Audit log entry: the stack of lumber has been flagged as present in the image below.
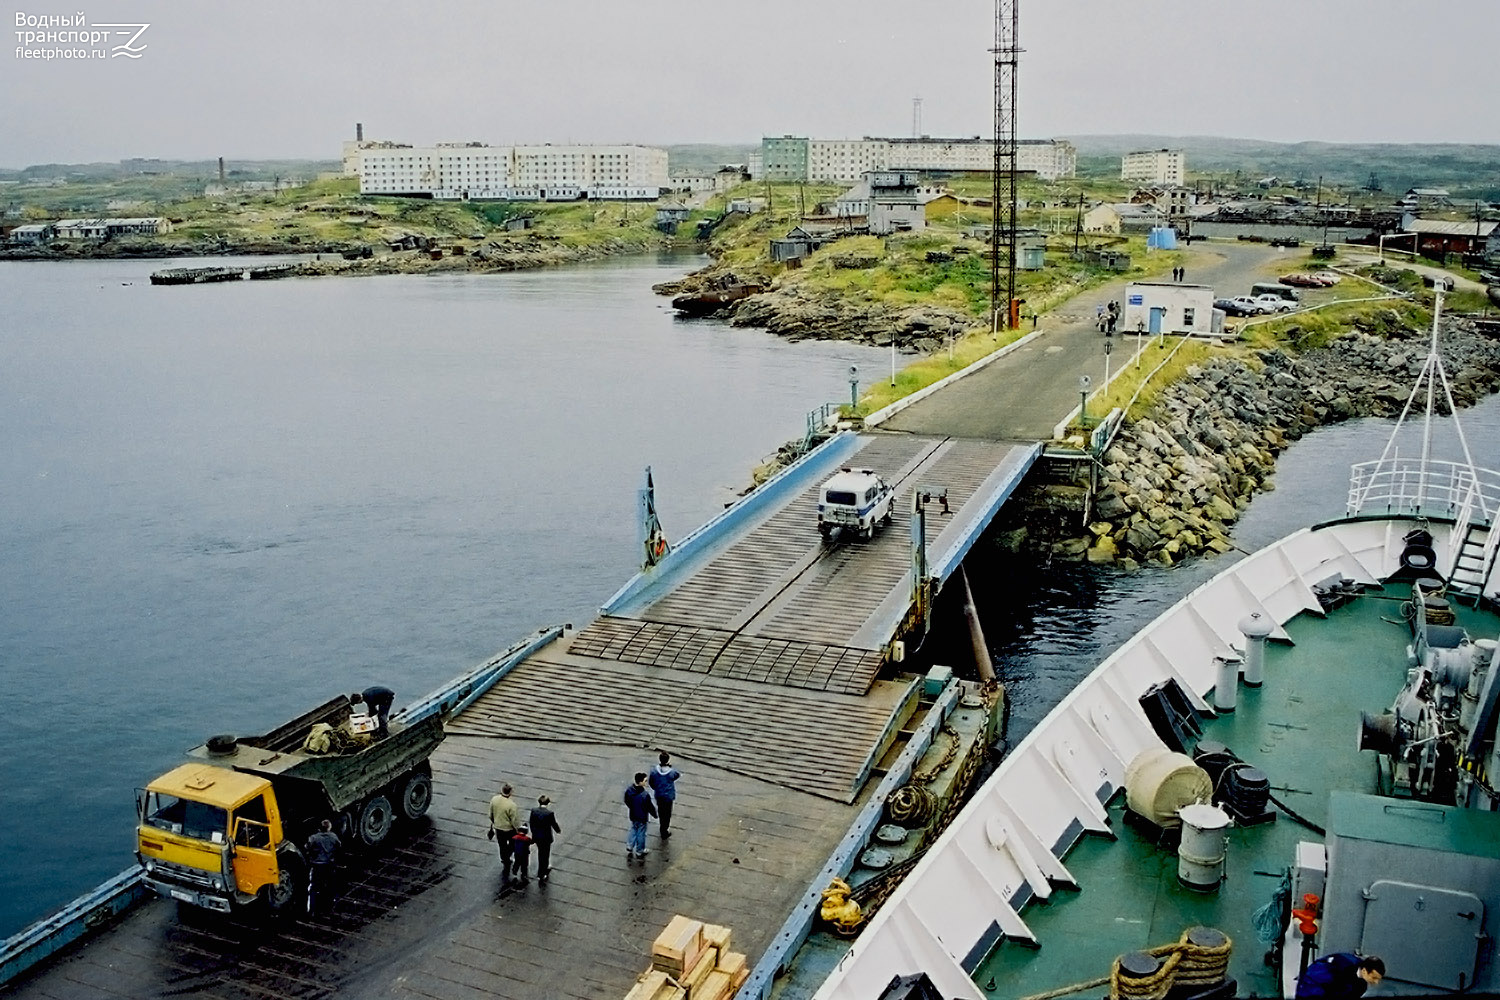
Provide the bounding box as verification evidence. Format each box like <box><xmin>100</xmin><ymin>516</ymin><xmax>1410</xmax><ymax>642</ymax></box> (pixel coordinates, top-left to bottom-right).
<box><xmin>624</xmin><ymin>916</ymin><xmax>750</xmax><ymax>1000</ymax></box>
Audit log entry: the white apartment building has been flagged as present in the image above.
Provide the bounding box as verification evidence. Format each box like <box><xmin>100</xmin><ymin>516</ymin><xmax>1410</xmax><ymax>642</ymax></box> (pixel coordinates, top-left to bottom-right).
<box><xmin>1120</xmin><ymin>149</ymin><xmax>1186</xmax><ymax>186</ymax></box>
<box><xmin>356</xmin><ymin>142</ymin><xmax>669</xmax><ymax>201</ymax></box>
<box><xmin>808</xmin><ymin>139</ymin><xmax>888</xmax><ymax>183</ymax></box>
<box><xmin>764</xmin><ymin>136</ymin><xmax>1077</xmax><ymax>183</ymax></box>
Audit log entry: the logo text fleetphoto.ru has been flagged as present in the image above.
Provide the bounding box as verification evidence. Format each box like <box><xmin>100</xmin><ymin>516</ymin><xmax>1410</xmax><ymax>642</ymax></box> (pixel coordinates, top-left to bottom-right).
<box><xmin>14</xmin><ymin>12</ymin><xmax>149</xmax><ymax>60</ymax></box>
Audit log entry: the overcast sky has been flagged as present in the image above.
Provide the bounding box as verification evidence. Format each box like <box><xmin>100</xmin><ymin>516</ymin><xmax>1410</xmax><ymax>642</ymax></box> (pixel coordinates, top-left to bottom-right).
<box><xmin>2</xmin><ymin>0</ymin><xmax>1494</xmax><ymax>167</ymax></box>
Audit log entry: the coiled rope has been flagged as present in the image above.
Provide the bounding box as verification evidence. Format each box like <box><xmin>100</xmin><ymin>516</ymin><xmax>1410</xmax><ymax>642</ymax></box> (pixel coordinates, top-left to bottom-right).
<box><xmin>1111</xmin><ymin>928</ymin><xmax>1233</xmax><ymax>1000</ymax></box>
<box><xmin>1015</xmin><ymin>928</ymin><xmax>1233</xmax><ymax>1000</ymax></box>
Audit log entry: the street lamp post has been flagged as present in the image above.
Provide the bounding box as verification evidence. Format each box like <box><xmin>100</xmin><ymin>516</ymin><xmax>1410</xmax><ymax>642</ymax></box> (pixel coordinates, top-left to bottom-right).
<box><xmin>1078</xmin><ymin>374</ymin><xmax>1092</xmax><ymax>426</ymax></box>
<box><xmin>849</xmin><ymin>366</ymin><xmax>859</xmax><ymax>409</ymax></box>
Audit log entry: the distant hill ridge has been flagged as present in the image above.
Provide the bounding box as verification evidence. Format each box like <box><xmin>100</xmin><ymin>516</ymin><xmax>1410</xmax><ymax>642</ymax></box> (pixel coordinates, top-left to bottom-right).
<box><xmin>1065</xmin><ymin>134</ymin><xmax>1500</xmax><ymax>199</ymax></box>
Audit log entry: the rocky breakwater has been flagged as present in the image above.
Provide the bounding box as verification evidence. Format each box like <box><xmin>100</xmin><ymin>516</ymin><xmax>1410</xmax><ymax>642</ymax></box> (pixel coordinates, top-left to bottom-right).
<box><xmin>656</xmin><ymin>265</ymin><xmax>978</xmax><ymax>348</ymax></box>
<box><xmin>728</xmin><ymin>285</ymin><xmax>976</xmax><ymax>349</ymax></box>
<box><xmin>1063</xmin><ymin>315</ymin><xmax>1500</xmax><ymax>570</ymax></box>
<box><xmin>297</xmin><ymin>236</ymin><xmax>660</xmax><ymax>277</ymax></box>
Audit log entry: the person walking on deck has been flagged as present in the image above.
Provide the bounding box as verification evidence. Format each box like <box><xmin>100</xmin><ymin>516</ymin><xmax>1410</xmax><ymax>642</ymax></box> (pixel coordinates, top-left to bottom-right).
<box><xmin>624</xmin><ymin>772</ymin><xmax>656</xmax><ymax>862</ymax></box>
<box><xmin>648</xmin><ymin>752</ymin><xmax>681</xmax><ymax>839</ymax></box>
<box><xmin>529</xmin><ymin>795</ymin><xmax>561</xmax><ymax>883</ymax></box>
<box><xmin>488</xmin><ymin>783</ymin><xmax>522</xmax><ymax>884</ymax></box>
<box><xmin>509</xmin><ymin>825</ymin><xmax>533</xmax><ymax>884</ymax></box>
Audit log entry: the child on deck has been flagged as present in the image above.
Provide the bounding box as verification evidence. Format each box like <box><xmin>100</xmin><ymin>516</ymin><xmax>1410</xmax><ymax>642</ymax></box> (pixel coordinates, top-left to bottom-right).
<box><xmin>510</xmin><ymin>825</ymin><xmax>533</xmax><ymax>883</ymax></box>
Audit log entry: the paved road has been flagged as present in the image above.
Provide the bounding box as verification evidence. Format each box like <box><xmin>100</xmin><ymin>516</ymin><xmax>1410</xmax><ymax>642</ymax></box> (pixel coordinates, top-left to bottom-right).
<box><xmin>1340</xmin><ymin>252</ymin><xmax>1488</xmax><ymax>295</ymax></box>
<box><xmin>880</xmin><ymin>242</ymin><xmax>1283</xmax><ymax>440</ymax></box>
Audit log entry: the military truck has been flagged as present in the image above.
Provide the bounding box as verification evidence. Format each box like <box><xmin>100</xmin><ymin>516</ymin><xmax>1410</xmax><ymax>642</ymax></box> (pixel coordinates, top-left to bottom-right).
<box><xmin>135</xmin><ymin>694</ymin><xmax>444</xmax><ymax>914</ymax></box>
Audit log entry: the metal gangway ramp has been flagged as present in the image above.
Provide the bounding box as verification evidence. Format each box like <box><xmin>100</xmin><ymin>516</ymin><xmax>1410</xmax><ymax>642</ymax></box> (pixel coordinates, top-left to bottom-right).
<box><xmin>578</xmin><ymin>432</ymin><xmax>1040</xmax><ymax>698</ymax></box>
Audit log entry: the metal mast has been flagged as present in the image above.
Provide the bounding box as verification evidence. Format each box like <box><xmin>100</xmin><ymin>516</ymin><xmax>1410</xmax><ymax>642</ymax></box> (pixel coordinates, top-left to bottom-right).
<box><xmin>990</xmin><ymin>0</ymin><xmax>1019</xmax><ymax>330</ymax></box>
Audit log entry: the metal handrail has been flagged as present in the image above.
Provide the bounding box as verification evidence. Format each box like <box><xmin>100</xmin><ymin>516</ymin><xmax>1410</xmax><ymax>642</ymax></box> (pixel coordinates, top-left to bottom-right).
<box><xmin>1347</xmin><ymin>458</ymin><xmax>1500</xmax><ymax>522</ymax></box>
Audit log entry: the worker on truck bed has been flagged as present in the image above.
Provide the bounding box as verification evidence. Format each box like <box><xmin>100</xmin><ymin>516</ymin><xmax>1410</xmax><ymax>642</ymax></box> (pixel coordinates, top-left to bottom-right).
<box><xmin>351</xmin><ymin>685</ymin><xmax>396</xmax><ymax>738</ymax></box>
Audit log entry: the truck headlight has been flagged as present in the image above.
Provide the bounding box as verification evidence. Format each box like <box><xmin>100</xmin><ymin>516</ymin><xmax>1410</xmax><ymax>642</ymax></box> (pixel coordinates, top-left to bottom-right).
<box><xmin>143</xmin><ymin>859</ymin><xmax>156</xmax><ymax>873</ymax></box>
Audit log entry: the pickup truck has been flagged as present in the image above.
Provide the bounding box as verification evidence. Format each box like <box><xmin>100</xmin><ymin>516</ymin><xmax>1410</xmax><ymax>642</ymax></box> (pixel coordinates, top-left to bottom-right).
<box><xmin>136</xmin><ymin>694</ymin><xmax>444</xmax><ymax>914</ymax></box>
<box><xmin>817</xmin><ymin>467</ymin><xmax>895</xmax><ymax>541</ymax></box>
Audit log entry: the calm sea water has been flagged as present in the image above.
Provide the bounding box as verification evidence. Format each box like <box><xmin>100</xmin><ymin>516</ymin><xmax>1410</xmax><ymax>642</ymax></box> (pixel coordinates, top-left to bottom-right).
<box><xmin>3</xmin><ymin>254</ymin><xmax>1496</xmax><ymax>939</ymax></box>
<box><xmin>0</xmin><ymin>254</ymin><xmax>888</xmax><ymax>935</ymax></box>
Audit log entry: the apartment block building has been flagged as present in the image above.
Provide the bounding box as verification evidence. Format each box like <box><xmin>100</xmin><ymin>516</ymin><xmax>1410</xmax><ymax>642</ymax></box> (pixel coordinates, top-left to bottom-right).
<box><xmin>759</xmin><ymin>136</ymin><xmax>1077</xmax><ymax>183</ymax></box>
<box><xmin>355</xmin><ymin>142</ymin><xmax>669</xmax><ymax>201</ymax></box>
<box><xmin>1120</xmin><ymin>149</ymin><xmax>1186</xmax><ymax>186</ymax></box>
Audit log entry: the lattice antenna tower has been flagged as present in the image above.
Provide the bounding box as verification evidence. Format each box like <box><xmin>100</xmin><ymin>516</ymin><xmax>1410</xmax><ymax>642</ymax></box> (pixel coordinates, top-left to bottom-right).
<box><xmin>990</xmin><ymin>0</ymin><xmax>1019</xmax><ymax>330</ymax></box>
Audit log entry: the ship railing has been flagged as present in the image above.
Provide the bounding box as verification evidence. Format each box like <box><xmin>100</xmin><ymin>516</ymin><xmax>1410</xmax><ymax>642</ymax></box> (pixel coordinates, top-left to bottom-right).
<box><xmin>1347</xmin><ymin>458</ymin><xmax>1500</xmax><ymax>524</ymax></box>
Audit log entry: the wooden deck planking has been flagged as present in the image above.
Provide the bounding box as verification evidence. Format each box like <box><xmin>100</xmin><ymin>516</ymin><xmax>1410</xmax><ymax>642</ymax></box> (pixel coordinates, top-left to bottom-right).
<box><xmin>445</xmin><ymin>648</ymin><xmax>911</xmax><ymax>802</ymax></box>
<box><xmin>568</xmin><ymin>616</ymin><xmax>882</xmax><ymax>694</ymax></box>
<box><xmin>6</xmin><ymin>738</ymin><xmax>862</xmax><ymax>1000</ymax></box>
<box><xmin>638</xmin><ymin>435</ymin><xmax>935</xmax><ymax>630</ymax></box>
<box><xmin>753</xmin><ymin>437</ymin><xmax>1020</xmax><ymax>646</ymax></box>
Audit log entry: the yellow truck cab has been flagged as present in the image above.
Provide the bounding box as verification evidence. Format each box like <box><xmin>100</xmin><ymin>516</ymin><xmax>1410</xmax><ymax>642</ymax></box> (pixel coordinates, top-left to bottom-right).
<box><xmin>136</xmin><ymin>763</ymin><xmax>293</xmax><ymax>912</ymax></box>
<box><xmin>135</xmin><ymin>695</ymin><xmax>445</xmax><ymax>915</ymax></box>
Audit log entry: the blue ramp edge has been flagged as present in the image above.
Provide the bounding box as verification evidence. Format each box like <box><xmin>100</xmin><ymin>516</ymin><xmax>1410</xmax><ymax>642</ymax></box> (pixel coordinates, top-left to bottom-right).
<box><xmin>0</xmin><ymin>867</ymin><xmax>151</xmax><ymax>987</ymax></box>
<box><xmin>0</xmin><ymin>625</ymin><xmax>565</xmax><ymax>989</ymax></box>
<box><xmin>602</xmin><ymin>431</ymin><xmax>864</xmax><ymax>617</ymax></box>
<box><xmin>398</xmin><ymin>625</ymin><xmax>566</xmax><ymax>724</ymax></box>
<box><xmin>738</xmin><ymin>680</ymin><xmax>964</xmax><ymax>1000</ymax></box>
<box><xmin>928</xmin><ymin>442</ymin><xmax>1042</xmax><ymax>586</ymax></box>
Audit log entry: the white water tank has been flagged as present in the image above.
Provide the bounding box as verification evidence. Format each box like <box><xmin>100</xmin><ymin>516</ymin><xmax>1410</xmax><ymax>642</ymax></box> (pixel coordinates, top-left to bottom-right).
<box><xmin>1125</xmin><ymin>748</ymin><xmax>1212</xmax><ymax>829</ymax></box>
<box><xmin>1178</xmin><ymin>803</ymin><xmax>1231</xmax><ymax>891</ymax></box>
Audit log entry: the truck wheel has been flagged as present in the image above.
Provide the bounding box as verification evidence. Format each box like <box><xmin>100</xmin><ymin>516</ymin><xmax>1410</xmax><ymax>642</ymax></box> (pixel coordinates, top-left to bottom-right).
<box><xmin>358</xmin><ymin>794</ymin><xmax>394</xmax><ymax>847</ymax></box>
<box><xmin>882</xmin><ymin>510</ymin><xmax>893</xmax><ymax>527</ymax></box>
<box><xmin>398</xmin><ymin>771</ymin><xmax>433</xmax><ymax>820</ymax></box>
<box><xmin>263</xmin><ymin>850</ymin><xmax>304</xmax><ymax>914</ymax></box>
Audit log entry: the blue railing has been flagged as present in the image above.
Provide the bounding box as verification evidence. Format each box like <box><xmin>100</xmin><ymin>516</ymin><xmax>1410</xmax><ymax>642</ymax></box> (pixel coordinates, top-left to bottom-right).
<box><xmin>738</xmin><ymin>680</ymin><xmax>965</xmax><ymax>1000</ymax></box>
<box><xmin>601</xmin><ymin>431</ymin><xmax>863</xmax><ymax>617</ymax></box>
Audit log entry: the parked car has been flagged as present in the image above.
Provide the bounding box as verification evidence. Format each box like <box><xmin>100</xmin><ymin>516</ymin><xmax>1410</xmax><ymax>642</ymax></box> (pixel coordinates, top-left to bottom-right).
<box><xmin>1253</xmin><ymin>294</ymin><xmax>1296</xmax><ymax>314</ymax></box>
<box><xmin>1279</xmin><ymin>273</ymin><xmax>1324</xmax><ymax>288</ymax></box>
<box><xmin>1251</xmin><ymin>282</ymin><xmax>1300</xmax><ymax>304</ymax></box>
<box><xmin>1215</xmin><ymin>297</ymin><xmax>1257</xmax><ymax>317</ymax></box>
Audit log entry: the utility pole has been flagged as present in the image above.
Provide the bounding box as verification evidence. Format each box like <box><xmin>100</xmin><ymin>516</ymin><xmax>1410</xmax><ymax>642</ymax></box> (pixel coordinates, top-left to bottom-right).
<box><xmin>990</xmin><ymin>0</ymin><xmax>1020</xmax><ymax>332</ymax></box>
<box><xmin>1073</xmin><ymin>190</ymin><xmax>1084</xmax><ymax>254</ymax></box>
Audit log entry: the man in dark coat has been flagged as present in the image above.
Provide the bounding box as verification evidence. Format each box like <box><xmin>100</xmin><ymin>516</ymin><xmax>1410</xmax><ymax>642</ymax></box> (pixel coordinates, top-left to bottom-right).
<box><xmin>623</xmin><ymin>772</ymin><xmax>657</xmax><ymax>862</ymax></box>
<box><xmin>647</xmin><ymin>752</ymin><xmax>681</xmax><ymax>839</ymax></box>
<box><xmin>529</xmin><ymin>794</ymin><xmax>562</xmax><ymax>883</ymax></box>
<box><xmin>304</xmin><ymin>818</ymin><xmax>341</xmax><ymax>915</ymax></box>
<box><xmin>1295</xmin><ymin>953</ymin><xmax>1384</xmax><ymax>998</ymax></box>
<box><xmin>361</xmin><ymin>685</ymin><xmax>395</xmax><ymax>738</ymax></box>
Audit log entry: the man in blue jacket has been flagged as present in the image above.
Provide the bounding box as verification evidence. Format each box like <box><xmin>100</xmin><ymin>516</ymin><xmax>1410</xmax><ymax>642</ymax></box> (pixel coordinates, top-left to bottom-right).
<box><xmin>623</xmin><ymin>772</ymin><xmax>657</xmax><ymax>862</ymax></box>
<box><xmin>648</xmin><ymin>751</ymin><xmax>682</xmax><ymax>839</ymax></box>
<box><xmin>1296</xmin><ymin>953</ymin><xmax>1384</xmax><ymax>998</ymax></box>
